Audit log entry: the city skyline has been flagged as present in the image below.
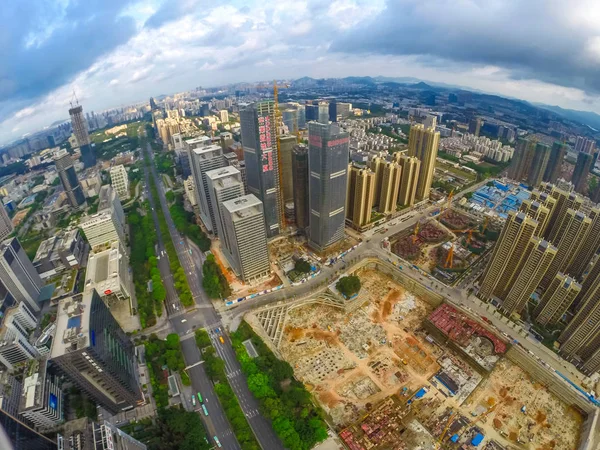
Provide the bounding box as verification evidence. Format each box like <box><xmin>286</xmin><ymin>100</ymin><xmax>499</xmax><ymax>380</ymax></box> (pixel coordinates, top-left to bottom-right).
<box><xmin>4</xmin><ymin>0</ymin><xmax>600</xmax><ymax>145</ymax></box>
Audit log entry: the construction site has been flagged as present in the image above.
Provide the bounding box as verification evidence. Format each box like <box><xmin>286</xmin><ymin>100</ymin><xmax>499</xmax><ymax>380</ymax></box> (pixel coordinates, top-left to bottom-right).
<box><xmin>246</xmin><ymin>264</ymin><xmax>586</xmax><ymax>450</ymax></box>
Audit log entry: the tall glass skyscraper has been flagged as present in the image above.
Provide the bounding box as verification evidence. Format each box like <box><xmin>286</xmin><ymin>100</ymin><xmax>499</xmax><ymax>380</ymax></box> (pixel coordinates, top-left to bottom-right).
<box><xmin>69</xmin><ymin>105</ymin><xmax>96</xmax><ymax>168</ymax></box>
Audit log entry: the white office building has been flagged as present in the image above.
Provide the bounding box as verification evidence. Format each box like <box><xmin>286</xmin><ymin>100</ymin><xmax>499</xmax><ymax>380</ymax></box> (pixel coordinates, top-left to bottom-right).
<box><xmin>19</xmin><ymin>358</ymin><xmax>64</xmax><ymax>430</ymax></box>
<box><xmin>84</xmin><ymin>241</ymin><xmax>131</xmax><ymax>302</ymax></box>
<box><xmin>109</xmin><ymin>165</ymin><xmax>130</xmax><ymax>201</ymax></box>
<box><xmin>79</xmin><ymin>185</ymin><xmax>126</xmax><ymax>251</ymax></box>
<box><xmin>205</xmin><ymin>166</ymin><xmax>245</xmax><ymax>239</ymax></box>
<box><xmin>0</xmin><ymin>238</ymin><xmax>43</xmax><ymax>313</ymax></box>
<box><xmin>0</xmin><ymin>302</ymin><xmax>39</xmax><ymax>370</ymax></box>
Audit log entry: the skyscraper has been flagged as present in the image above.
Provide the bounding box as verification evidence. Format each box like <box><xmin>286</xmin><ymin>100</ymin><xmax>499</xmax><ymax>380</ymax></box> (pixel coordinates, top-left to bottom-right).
<box><xmin>533</xmin><ymin>273</ymin><xmax>581</xmax><ymax>326</ymax></box>
<box><xmin>292</xmin><ymin>145</ymin><xmax>309</xmax><ymax>231</ymax></box>
<box><xmin>543</xmin><ymin>142</ymin><xmax>568</xmax><ymax>183</ymax></box>
<box><xmin>468</xmin><ymin>118</ymin><xmax>482</xmax><ymax>136</ymax></box>
<box><xmin>221</xmin><ymin>195</ymin><xmax>271</xmax><ymax>282</ymax></box>
<box><xmin>205</xmin><ymin>166</ymin><xmax>245</xmax><ymax>240</ymax></box>
<box><xmin>527</xmin><ymin>142</ymin><xmax>551</xmax><ymax>187</ymax></box>
<box><xmin>479</xmin><ymin>211</ymin><xmax>538</xmax><ymax>301</ymax></box>
<box><xmin>500</xmin><ymin>237</ymin><xmax>556</xmax><ymax>317</ymax></box>
<box><xmin>50</xmin><ymin>290</ymin><xmax>143</xmax><ymax>414</ymax></box>
<box><xmin>307</xmin><ymin>122</ymin><xmax>349</xmax><ymax>252</ymax></box>
<box><xmin>279</xmin><ymin>135</ymin><xmax>296</xmax><ymax>204</ymax></box>
<box><xmin>566</xmin><ymin>206</ymin><xmax>600</xmax><ymax>279</ymax></box>
<box><xmin>378</xmin><ymin>162</ymin><xmax>402</xmax><ymax>214</ymax></box>
<box><xmin>395</xmin><ymin>154</ymin><xmax>420</xmax><ymax>207</ymax></box>
<box><xmin>370</xmin><ymin>156</ymin><xmax>385</xmax><ymax>207</ymax></box>
<box><xmin>188</xmin><ymin>144</ymin><xmax>226</xmax><ymax>233</ymax></box>
<box><xmin>508</xmin><ymin>138</ymin><xmax>536</xmax><ymax>182</ymax></box>
<box><xmin>574</xmin><ymin>136</ymin><xmax>596</xmax><ymax>154</ymax></box>
<box><xmin>61</xmin><ymin>418</ymin><xmax>147</xmax><ymax>450</ymax></box>
<box><xmin>519</xmin><ymin>199</ymin><xmax>551</xmax><ymax>237</ymax></box>
<box><xmin>109</xmin><ymin>165</ymin><xmax>129</xmax><ymax>201</ymax></box>
<box><xmin>346</xmin><ymin>165</ymin><xmax>375</xmax><ymax>229</ymax></box>
<box><xmin>0</xmin><ymin>302</ymin><xmax>39</xmax><ymax>369</ymax></box>
<box><xmin>318</xmin><ymin>102</ymin><xmax>329</xmax><ymax>124</ymax></box>
<box><xmin>19</xmin><ymin>357</ymin><xmax>64</xmax><ymax>430</ymax></box>
<box><xmin>0</xmin><ymin>206</ymin><xmax>13</xmax><ymax>242</ymax></box>
<box><xmin>538</xmin><ymin>210</ymin><xmax>590</xmax><ymax>290</ymax></box>
<box><xmin>572</xmin><ymin>151</ymin><xmax>593</xmax><ymax>194</ymax></box>
<box><xmin>0</xmin><ymin>238</ymin><xmax>43</xmax><ymax>313</ymax></box>
<box><xmin>55</xmin><ymin>150</ymin><xmax>85</xmax><ymax>208</ymax></box>
<box><xmin>0</xmin><ymin>408</ymin><xmax>58</xmax><ymax>450</ymax></box>
<box><xmin>69</xmin><ymin>105</ymin><xmax>96</xmax><ymax>168</ymax></box>
<box><xmin>79</xmin><ymin>185</ymin><xmax>126</xmax><ymax>251</ymax></box>
<box><xmin>305</xmin><ymin>104</ymin><xmax>318</xmax><ymax>122</ymax></box>
<box><xmin>408</xmin><ymin>123</ymin><xmax>439</xmax><ymax>201</ymax></box>
<box><xmin>240</xmin><ymin>101</ymin><xmax>282</xmax><ymax>238</ymax></box>
<box><xmin>544</xmin><ymin>188</ymin><xmax>583</xmax><ymax>245</ymax></box>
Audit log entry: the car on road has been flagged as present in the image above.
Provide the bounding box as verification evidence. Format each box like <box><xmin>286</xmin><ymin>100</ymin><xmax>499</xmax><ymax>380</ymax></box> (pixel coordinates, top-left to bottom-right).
<box><xmin>214</xmin><ymin>436</ymin><xmax>222</xmax><ymax>448</ymax></box>
<box><xmin>202</xmin><ymin>404</ymin><xmax>208</xmax><ymax>416</ymax></box>
<box><xmin>219</xmin><ymin>336</ymin><xmax>224</xmax><ymax>344</ymax></box>
<box><xmin>191</xmin><ymin>395</ymin><xmax>196</xmax><ymax>407</ymax></box>
<box><xmin>181</xmin><ymin>319</ymin><xmax>187</xmax><ymax>323</ymax></box>
<box><xmin>197</xmin><ymin>392</ymin><xmax>203</xmax><ymax>403</ymax></box>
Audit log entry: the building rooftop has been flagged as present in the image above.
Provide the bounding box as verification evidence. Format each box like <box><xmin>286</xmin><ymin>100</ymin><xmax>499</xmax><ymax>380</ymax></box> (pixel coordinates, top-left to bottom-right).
<box><xmin>191</xmin><ymin>144</ymin><xmax>222</xmax><ymax>158</ymax></box>
<box><xmin>50</xmin><ymin>292</ymin><xmax>91</xmax><ymax>358</ymax></box>
<box><xmin>185</xmin><ymin>136</ymin><xmax>211</xmax><ymax>146</ymax></box>
<box><xmin>84</xmin><ymin>242</ymin><xmax>124</xmax><ymax>296</ymax></box>
<box><xmin>97</xmin><ymin>185</ymin><xmax>114</xmax><ymax>211</ymax></box>
<box><xmin>19</xmin><ymin>358</ymin><xmax>49</xmax><ymax>413</ymax></box>
<box><xmin>222</xmin><ymin>194</ymin><xmax>262</xmax><ymax>220</ymax></box>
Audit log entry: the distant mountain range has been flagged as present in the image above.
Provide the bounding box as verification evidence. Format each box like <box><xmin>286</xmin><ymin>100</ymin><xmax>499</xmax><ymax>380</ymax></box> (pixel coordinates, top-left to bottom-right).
<box><xmin>293</xmin><ymin>76</ymin><xmax>600</xmax><ymax>132</ymax></box>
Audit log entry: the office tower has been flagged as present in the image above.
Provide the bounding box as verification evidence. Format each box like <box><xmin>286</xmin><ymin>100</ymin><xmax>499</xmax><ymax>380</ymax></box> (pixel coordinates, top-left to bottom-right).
<box><xmin>55</xmin><ymin>151</ymin><xmax>85</xmax><ymax>208</ymax></box>
<box><xmin>61</xmin><ymin>418</ymin><xmax>147</xmax><ymax>450</ymax></box>
<box><xmin>297</xmin><ymin>104</ymin><xmax>306</xmax><ymax>128</ymax></box>
<box><xmin>328</xmin><ymin>102</ymin><xmax>337</xmax><ymax>122</ymax></box>
<box><xmin>567</xmin><ymin>207</ymin><xmax>600</xmax><ymax>279</ymax></box>
<box><xmin>292</xmin><ymin>145</ymin><xmax>309</xmax><ymax>231</ymax></box>
<box><xmin>0</xmin><ymin>206</ymin><xmax>13</xmax><ymax>242</ymax></box>
<box><xmin>544</xmin><ymin>188</ymin><xmax>582</xmax><ymax>245</ymax></box>
<box><xmin>305</xmin><ymin>104</ymin><xmax>318</xmax><ymax>122</ymax></box>
<box><xmin>188</xmin><ymin>144</ymin><xmax>226</xmax><ymax>233</ymax></box>
<box><xmin>543</xmin><ymin>142</ymin><xmax>567</xmax><ymax>183</ymax></box>
<box><xmin>307</xmin><ymin>122</ymin><xmax>350</xmax><ymax>252</ymax></box>
<box><xmin>176</xmin><ymin>149</ymin><xmax>192</xmax><ymax>178</ymax></box>
<box><xmin>407</xmin><ymin>123</ymin><xmax>440</xmax><ymax>201</ymax></box>
<box><xmin>149</xmin><ymin>97</ymin><xmax>158</xmax><ymax>110</ymax></box>
<box><xmin>84</xmin><ymin>241</ymin><xmax>131</xmax><ymax>301</ymax></box>
<box><xmin>19</xmin><ymin>358</ymin><xmax>64</xmax><ymax>429</ymax></box>
<box><xmin>282</xmin><ymin>109</ymin><xmax>298</xmax><ymax>135</ymax></box>
<box><xmin>337</xmin><ymin>103</ymin><xmax>352</xmax><ymax>120</ymax></box>
<box><xmin>539</xmin><ymin>210</ymin><xmax>590</xmax><ymax>290</ymax></box>
<box><xmin>109</xmin><ymin>165</ymin><xmax>129</xmax><ymax>201</ymax></box>
<box><xmin>468</xmin><ymin>118</ymin><xmax>482</xmax><ymax>136</ymax></box>
<box><xmin>33</xmin><ymin>229</ymin><xmax>87</xmax><ymax>280</ymax></box>
<box><xmin>240</xmin><ymin>101</ymin><xmax>282</xmax><ymax>237</ymax></box>
<box><xmin>221</xmin><ymin>195</ymin><xmax>270</xmax><ymax>282</ymax></box>
<box><xmin>219</xmin><ymin>110</ymin><xmax>229</xmax><ymax>123</ymax></box>
<box><xmin>500</xmin><ymin>237</ymin><xmax>556</xmax><ymax>316</ymax></box>
<box><xmin>519</xmin><ymin>199</ymin><xmax>551</xmax><ymax>237</ymax></box>
<box><xmin>79</xmin><ymin>186</ymin><xmax>126</xmax><ymax>251</ymax></box>
<box><xmin>0</xmin><ymin>408</ymin><xmax>58</xmax><ymax>450</ymax></box>
<box><xmin>479</xmin><ymin>211</ymin><xmax>538</xmax><ymax>301</ymax></box>
<box><xmin>0</xmin><ymin>238</ymin><xmax>43</xmax><ymax>313</ymax></box>
<box><xmin>0</xmin><ymin>302</ymin><xmax>39</xmax><ymax>369</ymax></box>
<box><xmin>527</xmin><ymin>143</ymin><xmax>551</xmax><ymax>187</ymax></box>
<box><xmin>279</xmin><ymin>135</ymin><xmax>296</xmax><ymax>203</ymax></box>
<box><xmin>50</xmin><ymin>291</ymin><xmax>143</xmax><ymax>414</ymax></box>
<box><xmin>534</xmin><ymin>273</ymin><xmax>581</xmax><ymax>326</ymax></box>
<box><xmin>69</xmin><ymin>105</ymin><xmax>95</xmax><ymax>168</ymax></box>
<box><xmin>395</xmin><ymin>154</ymin><xmax>420</xmax><ymax>206</ymax></box>
<box><xmin>318</xmin><ymin>102</ymin><xmax>329</xmax><ymax>124</ymax></box>
<box><xmin>572</xmin><ymin>152</ymin><xmax>593</xmax><ymax>194</ymax></box>
<box><xmin>346</xmin><ymin>165</ymin><xmax>375</xmax><ymax>229</ymax></box>
<box><xmin>370</xmin><ymin>156</ymin><xmax>385</xmax><ymax>207</ymax></box>
<box><xmin>508</xmin><ymin>138</ymin><xmax>536</xmax><ymax>182</ymax></box>
<box><xmin>205</xmin><ymin>166</ymin><xmax>245</xmax><ymax>239</ymax></box>
<box><xmin>423</xmin><ymin>115</ymin><xmax>437</xmax><ymax>129</ymax></box>
<box><xmin>378</xmin><ymin>162</ymin><xmax>402</xmax><ymax>214</ymax></box>
<box><xmin>574</xmin><ymin>136</ymin><xmax>596</xmax><ymax>154</ymax></box>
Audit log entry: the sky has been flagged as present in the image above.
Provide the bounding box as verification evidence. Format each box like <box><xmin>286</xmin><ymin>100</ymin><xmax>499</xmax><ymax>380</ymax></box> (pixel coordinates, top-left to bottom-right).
<box><xmin>3</xmin><ymin>0</ymin><xmax>600</xmax><ymax>145</ymax></box>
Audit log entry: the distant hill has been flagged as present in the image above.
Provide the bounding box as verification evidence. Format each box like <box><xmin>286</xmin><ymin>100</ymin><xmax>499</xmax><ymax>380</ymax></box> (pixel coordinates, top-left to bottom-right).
<box><xmin>537</xmin><ymin>104</ymin><xmax>600</xmax><ymax>131</ymax></box>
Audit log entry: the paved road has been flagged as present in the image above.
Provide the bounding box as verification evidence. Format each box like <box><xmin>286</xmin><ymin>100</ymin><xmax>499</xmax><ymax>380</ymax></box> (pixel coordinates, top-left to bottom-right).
<box><xmin>143</xmin><ymin>143</ymin><xmax>285</xmax><ymax>450</ymax></box>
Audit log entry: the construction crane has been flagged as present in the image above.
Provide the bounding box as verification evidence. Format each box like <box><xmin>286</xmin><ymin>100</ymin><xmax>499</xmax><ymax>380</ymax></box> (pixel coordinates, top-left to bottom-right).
<box><xmin>444</xmin><ymin>244</ymin><xmax>454</xmax><ymax>269</ymax></box>
<box><xmin>438</xmin><ymin>189</ymin><xmax>455</xmax><ymax>222</ymax></box>
<box><xmin>455</xmin><ymin>404</ymin><xmax>498</xmax><ymax>440</ymax></box>
<box><xmin>436</xmin><ymin>411</ymin><xmax>457</xmax><ymax>448</ymax></box>
<box><xmin>69</xmin><ymin>89</ymin><xmax>80</xmax><ymax>109</ymax></box>
<box><xmin>482</xmin><ymin>216</ymin><xmax>489</xmax><ymax>234</ymax></box>
<box><xmin>413</xmin><ymin>221</ymin><xmax>420</xmax><ymax>244</ymax></box>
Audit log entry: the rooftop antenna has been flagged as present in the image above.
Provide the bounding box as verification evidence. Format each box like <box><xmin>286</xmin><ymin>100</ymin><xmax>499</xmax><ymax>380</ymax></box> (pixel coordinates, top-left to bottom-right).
<box><xmin>70</xmin><ymin>90</ymin><xmax>79</xmax><ymax>109</ymax></box>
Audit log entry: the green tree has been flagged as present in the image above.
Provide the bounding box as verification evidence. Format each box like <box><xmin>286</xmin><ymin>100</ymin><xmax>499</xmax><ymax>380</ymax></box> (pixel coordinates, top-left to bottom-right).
<box><xmin>336</xmin><ymin>275</ymin><xmax>361</xmax><ymax>298</ymax></box>
<box><xmin>294</xmin><ymin>259</ymin><xmax>311</xmax><ymax>274</ymax></box>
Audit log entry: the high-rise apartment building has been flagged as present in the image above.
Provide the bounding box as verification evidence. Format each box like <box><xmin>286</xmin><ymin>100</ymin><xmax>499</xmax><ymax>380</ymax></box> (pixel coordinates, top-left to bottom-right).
<box><xmin>279</xmin><ymin>135</ymin><xmax>296</xmax><ymax>203</ymax></box>
<box><xmin>307</xmin><ymin>122</ymin><xmax>349</xmax><ymax>252</ymax></box>
<box><xmin>378</xmin><ymin>162</ymin><xmax>402</xmax><ymax>214</ymax></box>
<box><xmin>205</xmin><ymin>166</ymin><xmax>245</xmax><ymax>240</ymax></box>
<box><xmin>0</xmin><ymin>205</ymin><xmax>13</xmax><ymax>242</ymax></box>
<box><xmin>527</xmin><ymin>143</ymin><xmax>551</xmax><ymax>187</ymax></box>
<box><xmin>55</xmin><ymin>150</ymin><xmax>85</xmax><ymax>208</ymax></box>
<box><xmin>479</xmin><ymin>211</ymin><xmax>538</xmax><ymax>301</ymax></box>
<box><xmin>109</xmin><ymin>165</ymin><xmax>129</xmax><ymax>201</ymax></box>
<box><xmin>500</xmin><ymin>237</ymin><xmax>556</xmax><ymax>316</ymax></box>
<box><xmin>370</xmin><ymin>156</ymin><xmax>385</xmax><ymax>207</ymax></box>
<box><xmin>574</xmin><ymin>136</ymin><xmax>596</xmax><ymax>154</ymax></box>
<box><xmin>519</xmin><ymin>199</ymin><xmax>551</xmax><ymax>237</ymax></box>
<box><xmin>572</xmin><ymin>151</ymin><xmax>593</xmax><ymax>194</ymax></box>
<box><xmin>468</xmin><ymin>118</ymin><xmax>482</xmax><ymax>136</ymax></box>
<box><xmin>395</xmin><ymin>154</ymin><xmax>420</xmax><ymax>206</ymax></box>
<box><xmin>318</xmin><ymin>102</ymin><xmax>329</xmax><ymax>124</ymax></box>
<box><xmin>346</xmin><ymin>165</ymin><xmax>375</xmax><ymax>229</ymax></box>
<box><xmin>240</xmin><ymin>101</ymin><xmax>282</xmax><ymax>237</ymax></box>
<box><xmin>19</xmin><ymin>357</ymin><xmax>64</xmax><ymax>430</ymax></box>
<box><xmin>566</xmin><ymin>206</ymin><xmax>600</xmax><ymax>279</ymax></box>
<box><xmin>533</xmin><ymin>273</ymin><xmax>581</xmax><ymax>326</ymax></box>
<box><xmin>0</xmin><ymin>238</ymin><xmax>43</xmax><ymax>313</ymax></box>
<box><xmin>292</xmin><ymin>145</ymin><xmax>309</xmax><ymax>231</ymax></box>
<box><xmin>508</xmin><ymin>138</ymin><xmax>536</xmax><ymax>183</ymax></box>
<box><xmin>539</xmin><ymin>209</ymin><xmax>590</xmax><ymax>290</ymax></box>
<box><xmin>408</xmin><ymin>123</ymin><xmax>439</xmax><ymax>201</ymax></box>
<box><xmin>543</xmin><ymin>142</ymin><xmax>568</xmax><ymax>183</ymax></box>
<box><xmin>79</xmin><ymin>186</ymin><xmax>126</xmax><ymax>251</ymax></box>
<box><xmin>69</xmin><ymin>105</ymin><xmax>95</xmax><ymax>168</ymax></box>
<box><xmin>188</xmin><ymin>144</ymin><xmax>226</xmax><ymax>233</ymax></box>
<box><xmin>221</xmin><ymin>195</ymin><xmax>270</xmax><ymax>282</ymax></box>
<box><xmin>543</xmin><ymin>187</ymin><xmax>583</xmax><ymax>244</ymax></box>
<box><xmin>0</xmin><ymin>302</ymin><xmax>39</xmax><ymax>370</ymax></box>
<box><xmin>50</xmin><ymin>290</ymin><xmax>143</xmax><ymax>414</ymax></box>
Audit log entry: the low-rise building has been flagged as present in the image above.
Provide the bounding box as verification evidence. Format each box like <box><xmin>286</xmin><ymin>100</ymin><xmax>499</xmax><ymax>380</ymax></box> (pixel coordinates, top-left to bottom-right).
<box><xmin>33</xmin><ymin>230</ymin><xmax>88</xmax><ymax>279</ymax></box>
<box><xmin>19</xmin><ymin>358</ymin><xmax>64</xmax><ymax>430</ymax></box>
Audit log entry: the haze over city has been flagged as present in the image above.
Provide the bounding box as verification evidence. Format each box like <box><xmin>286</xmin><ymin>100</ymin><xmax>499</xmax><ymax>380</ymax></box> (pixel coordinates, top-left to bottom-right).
<box><xmin>4</xmin><ymin>0</ymin><xmax>600</xmax><ymax>144</ymax></box>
